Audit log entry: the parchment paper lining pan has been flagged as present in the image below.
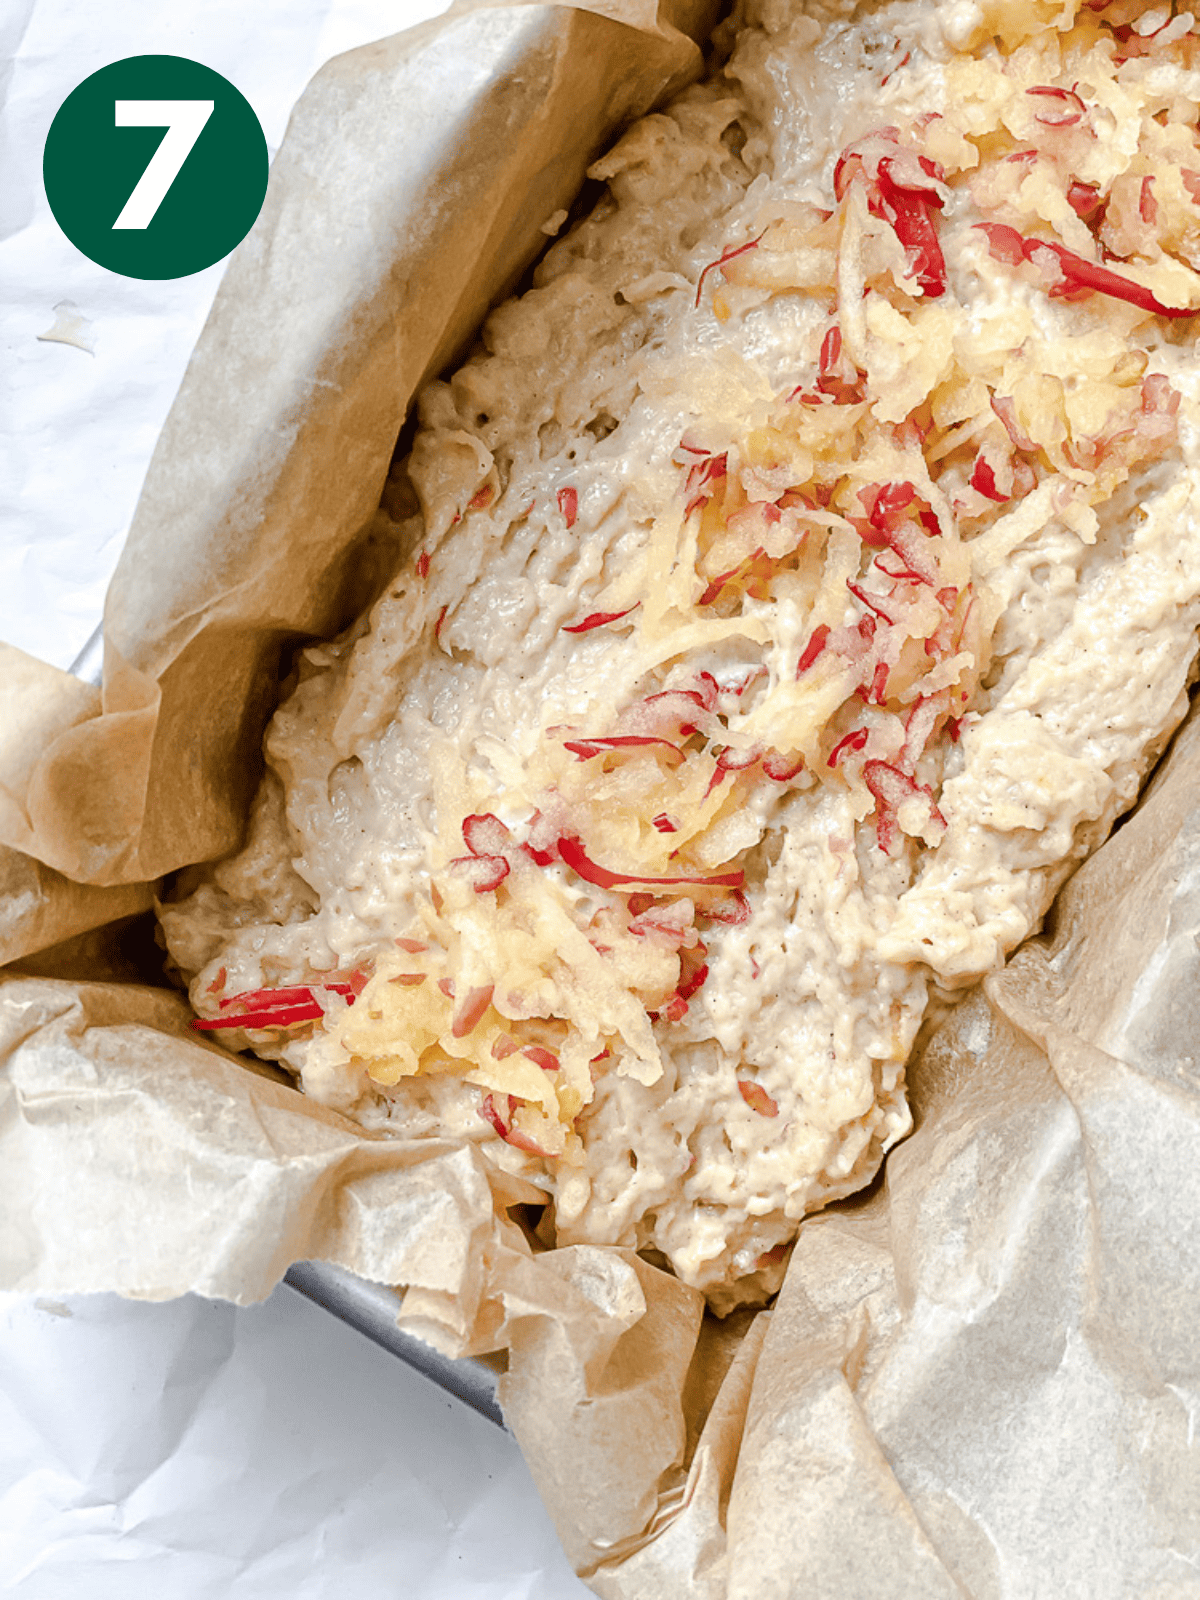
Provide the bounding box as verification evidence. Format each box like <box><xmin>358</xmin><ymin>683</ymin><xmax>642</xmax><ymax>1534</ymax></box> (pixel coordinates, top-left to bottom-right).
<box><xmin>4</xmin><ymin>2</ymin><xmax>1200</xmax><ymax>1593</ymax></box>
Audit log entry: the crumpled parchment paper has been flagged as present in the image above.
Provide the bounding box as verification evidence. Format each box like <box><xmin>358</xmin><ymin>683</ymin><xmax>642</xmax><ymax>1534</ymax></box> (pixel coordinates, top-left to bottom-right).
<box><xmin>3</xmin><ymin>2</ymin><xmax>1199</xmax><ymax>1594</ymax></box>
<box><xmin>0</xmin><ymin>0</ymin><xmax>717</xmax><ymax>896</ymax></box>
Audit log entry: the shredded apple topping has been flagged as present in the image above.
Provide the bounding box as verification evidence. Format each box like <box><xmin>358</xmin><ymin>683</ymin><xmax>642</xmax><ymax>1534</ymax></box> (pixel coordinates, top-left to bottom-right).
<box><xmin>171</xmin><ymin>0</ymin><xmax>1200</xmax><ymax>1308</ymax></box>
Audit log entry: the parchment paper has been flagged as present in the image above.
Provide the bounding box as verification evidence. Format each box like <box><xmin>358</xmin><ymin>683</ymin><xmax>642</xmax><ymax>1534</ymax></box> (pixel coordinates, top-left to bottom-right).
<box><xmin>0</xmin><ymin>0</ymin><xmax>717</xmax><ymax>895</ymax></box>
<box><xmin>3</xmin><ymin>2</ymin><xmax>1199</xmax><ymax>1594</ymax></box>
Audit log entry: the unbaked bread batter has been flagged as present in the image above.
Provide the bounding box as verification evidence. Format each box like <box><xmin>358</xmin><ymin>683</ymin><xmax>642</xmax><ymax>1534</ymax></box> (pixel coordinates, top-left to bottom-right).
<box><xmin>162</xmin><ymin>0</ymin><xmax>1200</xmax><ymax>1310</ymax></box>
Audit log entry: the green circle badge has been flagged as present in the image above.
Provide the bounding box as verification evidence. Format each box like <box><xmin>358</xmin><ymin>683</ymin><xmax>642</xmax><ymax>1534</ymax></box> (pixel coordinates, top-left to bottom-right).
<box><xmin>44</xmin><ymin>55</ymin><xmax>268</xmax><ymax>281</ymax></box>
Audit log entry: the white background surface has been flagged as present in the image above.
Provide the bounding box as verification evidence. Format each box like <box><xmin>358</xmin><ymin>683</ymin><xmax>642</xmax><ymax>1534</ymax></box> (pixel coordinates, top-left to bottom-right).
<box><xmin>0</xmin><ymin>3</ymin><xmax>587</xmax><ymax>1594</ymax></box>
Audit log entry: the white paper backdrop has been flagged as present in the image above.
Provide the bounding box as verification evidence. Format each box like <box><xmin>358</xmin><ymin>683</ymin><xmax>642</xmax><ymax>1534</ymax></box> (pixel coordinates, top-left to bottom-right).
<box><xmin>0</xmin><ymin>1288</ymin><xmax>581</xmax><ymax>1598</ymax></box>
<box><xmin>1</xmin><ymin>2</ymin><xmax>587</xmax><ymax>1592</ymax></box>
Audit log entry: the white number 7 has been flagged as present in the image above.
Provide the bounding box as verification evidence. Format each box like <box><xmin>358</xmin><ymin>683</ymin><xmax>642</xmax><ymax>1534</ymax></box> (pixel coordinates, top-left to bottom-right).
<box><xmin>112</xmin><ymin>100</ymin><xmax>214</xmax><ymax>230</ymax></box>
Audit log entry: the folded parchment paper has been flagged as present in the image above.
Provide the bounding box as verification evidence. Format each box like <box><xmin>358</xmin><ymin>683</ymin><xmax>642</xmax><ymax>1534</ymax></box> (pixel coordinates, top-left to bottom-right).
<box><xmin>3</xmin><ymin>2</ymin><xmax>1199</xmax><ymax>1594</ymax></box>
